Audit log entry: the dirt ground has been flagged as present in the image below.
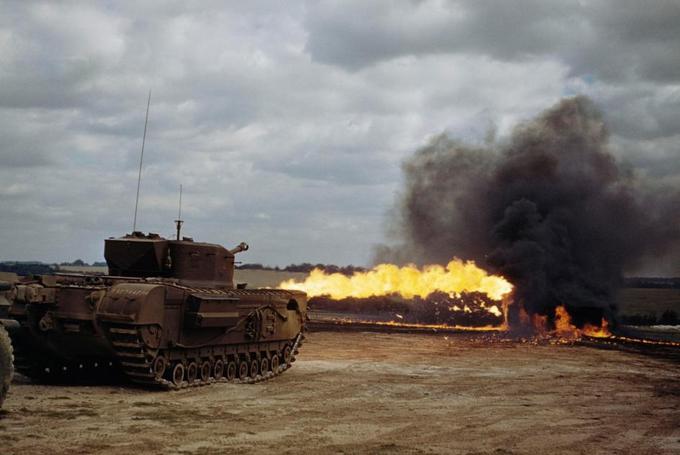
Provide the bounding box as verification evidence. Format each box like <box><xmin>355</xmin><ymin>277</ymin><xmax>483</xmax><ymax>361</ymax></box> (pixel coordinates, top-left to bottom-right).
<box><xmin>1</xmin><ymin>331</ymin><xmax>679</xmax><ymax>455</ymax></box>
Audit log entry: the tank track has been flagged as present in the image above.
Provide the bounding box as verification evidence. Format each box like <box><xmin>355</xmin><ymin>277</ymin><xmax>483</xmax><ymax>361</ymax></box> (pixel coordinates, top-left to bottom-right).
<box><xmin>104</xmin><ymin>323</ymin><xmax>305</xmax><ymax>389</ymax></box>
<box><xmin>10</xmin><ymin>331</ymin><xmax>121</xmax><ymax>384</ymax></box>
<box><xmin>8</xmin><ymin>323</ymin><xmax>58</xmax><ymax>381</ymax></box>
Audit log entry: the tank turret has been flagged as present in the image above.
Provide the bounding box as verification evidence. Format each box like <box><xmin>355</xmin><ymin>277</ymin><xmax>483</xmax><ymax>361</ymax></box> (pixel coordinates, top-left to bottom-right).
<box><xmin>104</xmin><ymin>232</ymin><xmax>250</xmax><ymax>288</ymax></box>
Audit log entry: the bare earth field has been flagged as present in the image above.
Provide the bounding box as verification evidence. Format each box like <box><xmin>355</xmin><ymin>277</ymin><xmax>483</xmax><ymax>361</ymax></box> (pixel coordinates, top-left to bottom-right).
<box><xmin>617</xmin><ymin>288</ymin><xmax>680</xmax><ymax>318</ymax></box>
<box><xmin>1</xmin><ymin>331</ymin><xmax>679</xmax><ymax>455</ymax></box>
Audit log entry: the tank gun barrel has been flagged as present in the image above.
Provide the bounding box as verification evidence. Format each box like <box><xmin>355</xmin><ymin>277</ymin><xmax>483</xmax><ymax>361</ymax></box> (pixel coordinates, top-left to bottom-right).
<box><xmin>229</xmin><ymin>242</ymin><xmax>249</xmax><ymax>255</ymax></box>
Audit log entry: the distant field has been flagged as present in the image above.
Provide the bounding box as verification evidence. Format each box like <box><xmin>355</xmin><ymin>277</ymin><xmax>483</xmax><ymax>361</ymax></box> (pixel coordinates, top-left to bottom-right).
<box><xmin>234</xmin><ymin>269</ymin><xmax>307</xmax><ymax>288</ymax></box>
<box><xmin>616</xmin><ymin>288</ymin><xmax>680</xmax><ymax>317</ymax></box>
<box><xmin>58</xmin><ymin>265</ymin><xmax>108</xmax><ymax>274</ymax></box>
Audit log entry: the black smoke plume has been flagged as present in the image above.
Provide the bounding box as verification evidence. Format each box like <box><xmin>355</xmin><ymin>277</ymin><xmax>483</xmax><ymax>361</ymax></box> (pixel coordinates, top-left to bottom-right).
<box><xmin>376</xmin><ymin>97</ymin><xmax>680</xmax><ymax>328</ymax></box>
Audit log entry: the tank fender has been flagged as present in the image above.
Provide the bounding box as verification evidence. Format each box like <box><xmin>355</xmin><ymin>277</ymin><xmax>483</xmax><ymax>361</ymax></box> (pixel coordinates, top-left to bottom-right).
<box><xmin>97</xmin><ymin>283</ymin><xmax>165</xmax><ymax>325</ymax></box>
<box><xmin>14</xmin><ymin>284</ymin><xmax>55</xmax><ymax>304</ymax></box>
<box><xmin>0</xmin><ymin>282</ymin><xmax>14</xmax><ymax>317</ymax></box>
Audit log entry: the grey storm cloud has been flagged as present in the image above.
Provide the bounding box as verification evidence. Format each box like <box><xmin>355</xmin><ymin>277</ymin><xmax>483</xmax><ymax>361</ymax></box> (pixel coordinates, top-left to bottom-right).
<box><xmin>305</xmin><ymin>0</ymin><xmax>680</xmax><ymax>83</ymax></box>
<box><xmin>304</xmin><ymin>1</ymin><xmax>680</xmax><ymax>181</ymax></box>
<box><xmin>0</xmin><ymin>0</ymin><xmax>678</xmax><ymax>274</ymax></box>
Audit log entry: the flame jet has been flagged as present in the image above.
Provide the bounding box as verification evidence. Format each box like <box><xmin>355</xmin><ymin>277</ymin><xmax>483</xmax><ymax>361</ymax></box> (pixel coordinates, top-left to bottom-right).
<box><xmin>279</xmin><ymin>259</ymin><xmax>512</xmax><ymax>302</ymax></box>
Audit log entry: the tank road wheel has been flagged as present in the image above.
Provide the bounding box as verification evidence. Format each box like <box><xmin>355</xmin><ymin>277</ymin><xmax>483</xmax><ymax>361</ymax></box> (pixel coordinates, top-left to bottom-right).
<box><xmin>200</xmin><ymin>361</ymin><xmax>212</xmax><ymax>382</ymax></box>
<box><xmin>226</xmin><ymin>360</ymin><xmax>237</xmax><ymax>381</ymax></box>
<box><xmin>283</xmin><ymin>346</ymin><xmax>292</xmax><ymax>365</ymax></box>
<box><xmin>250</xmin><ymin>358</ymin><xmax>259</xmax><ymax>378</ymax></box>
<box><xmin>260</xmin><ymin>357</ymin><xmax>269</xmax><ymax>376</ymax></box>
<box><xmin>171</xmin><ymin>363</ymin><xmax>185</xmax><ymax>387</ymax></box>
<box><xmin>213</xmin><ymin>359</ymin><xmax>224</xmax><ymax>380</ymax></box>
<box><xmin>152</xmin><ymin>355</ymin><xmax>167</xmax><ymax>380</ymax></box>
<box><xmin>187</xmin><ymin>361</ymin><xmax>198</xmax><ymax>383</ymax></box>
<box><xmin>0</xmin><ymin>325</ymin><xmax>13</xmax><ymax>408</ymax></box>
<box><xmin>270</xmin><ymin>354</ymin><xmax>280</xmax><ymax>372</ymax></box>
<box><xmin>238</xmin><ymin>359</ymin><xmax>249</xmax><ymax>380</ymax></box>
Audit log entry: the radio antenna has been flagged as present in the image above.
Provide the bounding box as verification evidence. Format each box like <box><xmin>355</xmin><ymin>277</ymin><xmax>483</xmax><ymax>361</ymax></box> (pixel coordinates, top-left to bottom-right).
<box><xmin>132</xmin><ymin>90</ymin><xmax>152</xmax><ymax>232</ymax></box>
<box><xmin>175</xmin><ymin>184</ymin><xmax>184</xmax><ymax>240</ymax></box>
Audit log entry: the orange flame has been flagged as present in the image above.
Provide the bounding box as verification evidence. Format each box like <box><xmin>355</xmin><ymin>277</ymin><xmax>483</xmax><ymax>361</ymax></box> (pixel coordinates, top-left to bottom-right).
<box><xmin>554</xmin><ymin>306</ymin><xmax>577</xmax><ymax>338</ymax></box>
<box><xmin>279</xmin><ymin>259</ymin><xmax>513</xmax><ymax>301</ymax></box>
<box><xmin>531</xmin><ymin>305</ymin><xmax>611</xmax><ymax>339</ymax></box>
<box><xmin>582</xmin><ymin>318</ymin><xmax>611</xmax><ymax>338</ymax></box>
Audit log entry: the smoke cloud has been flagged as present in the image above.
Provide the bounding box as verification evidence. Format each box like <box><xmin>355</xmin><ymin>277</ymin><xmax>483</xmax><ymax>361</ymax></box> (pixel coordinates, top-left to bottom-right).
<box><xmin>377</xmin><ymin>97</ymin><xmax>680</xmax><ymax>327</ymax></box>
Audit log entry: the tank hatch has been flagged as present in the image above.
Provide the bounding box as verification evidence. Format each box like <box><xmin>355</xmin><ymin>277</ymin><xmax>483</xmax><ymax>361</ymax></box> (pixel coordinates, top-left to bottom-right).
<box><xmin>105</xmin><ymin>232</ymin><xmax>168</xmax><ymax>278</ymax></box>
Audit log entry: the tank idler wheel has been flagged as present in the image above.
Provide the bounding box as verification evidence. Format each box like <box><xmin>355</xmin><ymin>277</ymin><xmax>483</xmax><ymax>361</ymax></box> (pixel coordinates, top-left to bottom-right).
<box><xmin>250</xmin><ymin>358</ymin><xmax>259</xmax><ymax>378</ymax></box>
<box><xmin>200</xmin><ymin>361</ymin><xmax>212</xmax><ymax>382</ymax></box>
<box><xmin>238</xmin><ymin>360</ymin><xmax>249</xmax><ymax>380</ymax></box>
<box><xmin>171</xmin><ymin>363</ymin><xmax>185</xmax><ymax>387</ymax></box>
<box><xmin>260</xmin><ymin>357</ymin><xmax>269</xmax><ymax>375</ymax></box>
<box><xmin>213</xmin><ymin>359</ymin><xmax>224</xmax><ymax>380</ymax></box>
<box><xmin>187</xmin><ymin>361</ymin><xmax>198</xmax><ymax>383</ymax></box>
<box><xmin>152</xmin><ymin>355</ymin><xmax>167</xmax><ymax>380</ymax></box>
<box><xmin>270</xmin><ymin>354</ymin><xmax>280</xmax><ymax>372</ymax></box>
<box><xmin>226</xmin><ymin>361</ymin><xmax>237</xmax><ymax>381</ymax></box>
<box><xmin>283</xmin><ymin>346</ymin><xmax>292</xmax><ymax>364</ymax></box>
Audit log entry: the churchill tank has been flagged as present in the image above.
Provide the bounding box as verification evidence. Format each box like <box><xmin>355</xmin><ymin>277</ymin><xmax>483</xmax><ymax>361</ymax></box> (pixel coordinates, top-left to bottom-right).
<box><xmin>1</xmin><ymin>230</ymin><xmax>307</xmax><ymax>389</ymax></box>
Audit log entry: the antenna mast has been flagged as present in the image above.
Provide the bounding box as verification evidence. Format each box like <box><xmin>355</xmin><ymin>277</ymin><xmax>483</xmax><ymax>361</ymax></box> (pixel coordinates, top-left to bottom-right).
<box><xmin>175</xmin><ymin>184</ymin><xmax>184</xmax><ymax>241</ymax></box>
<box><xmin>132</xmin><ymin>90</ymin><xmax>151</xmax><ymax>232</ymax></box>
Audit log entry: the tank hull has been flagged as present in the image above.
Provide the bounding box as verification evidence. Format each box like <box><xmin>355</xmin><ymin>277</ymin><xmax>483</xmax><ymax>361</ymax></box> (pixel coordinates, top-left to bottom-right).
<box><xmin>6</xmin><ymin>274</ymin><xmax>307</xmax><ymax>388</ymax></box>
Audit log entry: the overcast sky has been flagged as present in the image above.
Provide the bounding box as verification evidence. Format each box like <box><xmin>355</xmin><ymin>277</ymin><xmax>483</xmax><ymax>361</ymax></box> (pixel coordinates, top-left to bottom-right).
<box><xmin>1</xmin><ymin>0</ymin><xmax>679</xmax><ymax>266</ymax></box>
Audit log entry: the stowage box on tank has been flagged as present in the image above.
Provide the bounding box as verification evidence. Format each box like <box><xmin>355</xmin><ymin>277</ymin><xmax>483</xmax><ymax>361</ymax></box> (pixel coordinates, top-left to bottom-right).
<box><xmin>3</xmin><ymin>231</ymin><xmax>307</xmax><ymax>388</ymax></box>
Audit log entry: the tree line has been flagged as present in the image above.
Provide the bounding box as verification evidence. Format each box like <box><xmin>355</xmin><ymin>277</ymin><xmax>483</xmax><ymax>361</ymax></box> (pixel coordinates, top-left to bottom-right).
<box><xmin>238</xmin><ymin>263</ymin><xmax>366</xmax><ymax>275</ymax></box>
